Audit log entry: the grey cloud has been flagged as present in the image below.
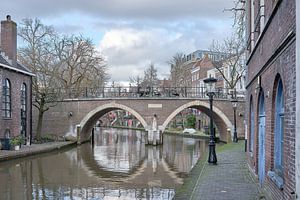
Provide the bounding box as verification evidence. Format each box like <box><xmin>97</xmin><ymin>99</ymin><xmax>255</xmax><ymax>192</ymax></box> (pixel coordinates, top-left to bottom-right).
<box><xmin>54</xmin><ymin>24</ymin><xmax>83</xmax><ymax>34</ymax></box>
<box><xmin>1</xmin><ymin>0</ymin><xmax>235</xmax><ymax>82</ymax></box>
<box><xmin>1</xmin><ymin>0</ymin><xmax>234</xmax><ymax>22</ymax></box>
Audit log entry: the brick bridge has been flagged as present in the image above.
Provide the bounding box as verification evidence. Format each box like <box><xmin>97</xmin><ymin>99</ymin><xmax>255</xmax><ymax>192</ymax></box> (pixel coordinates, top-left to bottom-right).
<box><xmin>37</xmin><ymin>90</ymin><xmax>245</xmax><ymax>144</ymax></box>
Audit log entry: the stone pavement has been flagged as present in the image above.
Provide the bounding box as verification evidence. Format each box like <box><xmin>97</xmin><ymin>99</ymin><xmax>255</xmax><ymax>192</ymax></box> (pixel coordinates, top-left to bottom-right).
<box><xmin>0</xmin><ymin>141</ymin><xmax>75</xmax><ymax>162</ymax></box>
<box><xmin>174</xmin><ymin>142</ymin><xmax>266</xmax><ymax>200</ymax></box>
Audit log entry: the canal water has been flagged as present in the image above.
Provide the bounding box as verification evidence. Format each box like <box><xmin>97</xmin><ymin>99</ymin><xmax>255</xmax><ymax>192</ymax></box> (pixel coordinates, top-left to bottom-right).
<box><xmin>0</xmin><ymin>128</ymin><xmax>208</xmax><ymax>200</ymax></box>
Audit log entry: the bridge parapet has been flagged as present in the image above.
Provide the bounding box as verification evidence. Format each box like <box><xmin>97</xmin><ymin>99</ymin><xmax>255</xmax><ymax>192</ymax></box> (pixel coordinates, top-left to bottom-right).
<box><xmin>53</xmin><ymin>86</ymin><xmax>245</xmax><ymax>100</ymax></box>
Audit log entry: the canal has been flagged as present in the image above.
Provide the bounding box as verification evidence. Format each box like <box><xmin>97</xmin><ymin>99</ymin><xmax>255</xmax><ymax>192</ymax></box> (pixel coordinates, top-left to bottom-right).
<box><xmin>0</xmin><ymin>128</ymin><xmax>208</xmax><ymax>200</ymax></box>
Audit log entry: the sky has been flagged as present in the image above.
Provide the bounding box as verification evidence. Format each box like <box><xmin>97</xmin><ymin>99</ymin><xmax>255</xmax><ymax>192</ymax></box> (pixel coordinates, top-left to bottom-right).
<box><xmin>0</xmin><ymin>0</ymin><xmax>235</xmax><ymax>84</ymax></box>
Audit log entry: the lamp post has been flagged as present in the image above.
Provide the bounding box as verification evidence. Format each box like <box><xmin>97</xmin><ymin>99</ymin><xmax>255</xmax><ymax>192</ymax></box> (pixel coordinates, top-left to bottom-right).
<box><xmin>231</xmin><ymin>98</ymin><xmax>238</xmax><ymax>143</ymax></box>
<box><xmin>203</xmin><ymin>76</ymin><xmax>217</xmax><ymax>165</ymax></box>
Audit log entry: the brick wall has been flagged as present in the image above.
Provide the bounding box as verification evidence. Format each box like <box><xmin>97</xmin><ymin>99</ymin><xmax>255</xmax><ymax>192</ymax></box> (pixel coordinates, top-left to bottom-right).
<box><xmin>0</xmin><ymin>67</ymin><xmax>32</xmax><ymax>139</ymax></box>
<box><xmin>33</xmin><ymin>98</ymin><xmax>245</xmax><ymax>143</ymax></box>
<box><xmin>246</xmin><ymin>0</ymin><xmax>296</xmax><ymax>199</ymax></box>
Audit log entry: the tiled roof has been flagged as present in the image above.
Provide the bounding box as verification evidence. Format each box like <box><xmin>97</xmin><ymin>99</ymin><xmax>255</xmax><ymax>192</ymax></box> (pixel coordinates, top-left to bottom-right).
<box><xmin>0</xmin><ymin>53</ymin><xmax>34</xmax><ymax>76</ymax></box>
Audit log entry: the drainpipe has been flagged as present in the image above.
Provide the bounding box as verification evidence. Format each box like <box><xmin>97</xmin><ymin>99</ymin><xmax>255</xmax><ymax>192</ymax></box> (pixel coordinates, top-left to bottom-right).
<box><xmin>30</xmin><ymin>76</ymin><xmax>32</xmax><ymax>145</ymax></box>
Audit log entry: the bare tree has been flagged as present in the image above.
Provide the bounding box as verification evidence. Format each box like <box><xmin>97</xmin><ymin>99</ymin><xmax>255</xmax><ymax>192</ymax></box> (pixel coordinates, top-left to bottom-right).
<box><xmin>168</xmin><ymin>53</ymin><xmax>185</xmax><ymax>87</ymax></box>
<box><xmin>224</xmin><ymin>0</ymin><xmax>246</xmax><ymax>42</ymax></box>
<box><xmin>129</xmin><ymin>75</ymin><xmax>143</xmax><ymax>86</ymax></box>
<box><xmin>210</xmin><ymin>0</ymin><xmax>246</xmax><ymax>91</ymax></box>
<box><xmin>54</xmin><ymin>35</ymin><xmax>109</xmax><ymax>97</ymax></box>
<box><xmin>18</xmin><ymin>18</ymin><xmax>61</xmax><ymax>141</ymax></box>
<box><xmin>210</xmin><ymin>36</ymin><xmax>245</xmax><ymax>90</ymax></box>
<box><xmin>18</xmin><ymin>18</ymin><xmax>110</xmax><ymax>140</ymax></box>
<box><xmin>141</xmin><ymin>63</ymin><xmax>159</xmax><ymax>88</ymax></box>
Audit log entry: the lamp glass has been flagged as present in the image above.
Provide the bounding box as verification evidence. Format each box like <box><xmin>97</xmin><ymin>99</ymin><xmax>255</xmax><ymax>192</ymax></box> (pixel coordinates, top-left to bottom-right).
<box><xmin>232</xmin><ymin>102</ymin><xmax>237</xmax><ymax>108</ymax></box>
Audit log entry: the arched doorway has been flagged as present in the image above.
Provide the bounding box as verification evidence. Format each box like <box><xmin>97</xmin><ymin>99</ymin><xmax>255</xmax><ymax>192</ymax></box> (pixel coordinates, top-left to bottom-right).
<box><xmin>249</xmin><ymin>96</ymin><xmax>254</xmax><ymax>153</ymax></box>
<box><xmin>258</xmin><ymin>90</ymin><xmax>266</xmax><ymax>184</ymax></box>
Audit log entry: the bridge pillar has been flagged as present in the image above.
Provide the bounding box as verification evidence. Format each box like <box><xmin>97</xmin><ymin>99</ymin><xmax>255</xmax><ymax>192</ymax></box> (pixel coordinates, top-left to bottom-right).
<box><xmin>146</xmin><ymin>114</ymin><xmax>162</xmax><ymax>145</ymax></box>
<box><xmin>146</xmin><ymin>129</ymin><xmax>162</xmax><ymax>145</ymax></box>
<box><xmin>227</xmin><ymin>128</ymin><xmax>232</xmax><ymax>143</ymax></box>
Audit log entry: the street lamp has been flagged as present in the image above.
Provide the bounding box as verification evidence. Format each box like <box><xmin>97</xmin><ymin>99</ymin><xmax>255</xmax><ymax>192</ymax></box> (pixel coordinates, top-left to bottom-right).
<box><xmin>203</xmin><ymin>76</ymin><xmax>218</xmax><ymax>165</ymax></box>
<box><xmin>231</xmin><ymin>98</ymin><xmax>238</xmax><ymax>143</ymax></box>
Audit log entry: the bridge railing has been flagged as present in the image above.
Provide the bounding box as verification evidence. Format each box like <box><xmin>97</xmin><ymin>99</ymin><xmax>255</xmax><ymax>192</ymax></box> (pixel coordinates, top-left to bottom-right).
<box><xmin>56</xmin><ymin>86</ymin><xmax>246</xmax><ymax>100</ymax></box>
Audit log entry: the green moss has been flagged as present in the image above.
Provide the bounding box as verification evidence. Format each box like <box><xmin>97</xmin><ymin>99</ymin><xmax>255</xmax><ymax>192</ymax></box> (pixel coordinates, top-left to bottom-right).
<box><xmin>216</xmin><ymin>140</ymin><xmax>244</xmax><ymax>152</ymax></box>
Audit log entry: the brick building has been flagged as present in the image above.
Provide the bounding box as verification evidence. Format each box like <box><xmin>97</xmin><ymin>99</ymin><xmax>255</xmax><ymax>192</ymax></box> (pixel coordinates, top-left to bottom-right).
<box><xmin>245</xmin><ymin>1</ymin><xmax>296</xmax><ymax>199</ymax></box>
<box><xmin>296</xmin><ymin>0</ymin><xmax>300</xmax><ymax>197</ymax></box>
<box><xmin>170</xmin><ymin>50</ymin><xmax>227</xmax><ymax>88</ymax></box>
<box><xmin>191</xmin><ymin>54</ymin><xmax>216</xmax><ymax>89</ymax></box>
<box><xmin>0</xmin><ymin>15</ymin><xmax>34</xmax><ymax>144</ymax></box>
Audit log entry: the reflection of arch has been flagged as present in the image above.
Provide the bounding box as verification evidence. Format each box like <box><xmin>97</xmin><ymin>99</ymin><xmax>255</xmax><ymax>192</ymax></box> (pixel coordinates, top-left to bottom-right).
<box><xmin>79</xmin><ymin>102</ymin><xmax>148</xmax><ymax>140</ymax></box>
<box><xmin>79</xmin><ymin>143</ymin><xmax>182</xmax><ymax>184</ymax></box>
<box><xmin>80</xmin><ymin>144</ymin><xmax>147</xmax><ymax>179</ymax></box>
<box><xmin>161</xmin><ymin>100</ymin><xmax>233</xmax><ymax>142</ymax></box>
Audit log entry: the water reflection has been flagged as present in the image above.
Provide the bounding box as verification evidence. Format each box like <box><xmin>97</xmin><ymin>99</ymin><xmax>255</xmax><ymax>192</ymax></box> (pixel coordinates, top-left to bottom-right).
<box><xmin>0</xmin><ymin>128</ymin><xmax>207</xmax><ymax>200</ymax></box>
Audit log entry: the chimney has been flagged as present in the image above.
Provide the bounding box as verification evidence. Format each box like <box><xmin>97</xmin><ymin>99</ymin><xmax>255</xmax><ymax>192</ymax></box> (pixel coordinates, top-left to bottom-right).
<box><xmin>1</xmin><ymin>15</ymin><xmax>17</xmax><ymax>61</ymax></box>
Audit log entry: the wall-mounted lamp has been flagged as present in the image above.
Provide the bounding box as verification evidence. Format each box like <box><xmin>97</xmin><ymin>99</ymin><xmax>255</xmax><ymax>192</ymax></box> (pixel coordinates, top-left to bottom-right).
<box><xmin>266</xmin><ymin>90</ymin><xmax>270</xmax><ymax>98</ymax></box>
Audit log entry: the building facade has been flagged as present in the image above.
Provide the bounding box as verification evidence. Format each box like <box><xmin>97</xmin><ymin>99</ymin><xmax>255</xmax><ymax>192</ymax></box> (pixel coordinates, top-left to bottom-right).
<box><xmin>0</xmin><ymin>15</ymin><xmax>34</xmax><ymax>144</ymax></box>
<box><xmin>245</xmin><ymin>1</ymin><xmax>296</xmax><ymax>199</ymax></box>
<box><xmin>185</xmin><ymin>50</ymin><xmax>226</xmax><ymax>63</ymax></box>
<box><xmin>295</xmin><ymin>0</ymin><xmax>300</xmax><ymax>197</ymax></box>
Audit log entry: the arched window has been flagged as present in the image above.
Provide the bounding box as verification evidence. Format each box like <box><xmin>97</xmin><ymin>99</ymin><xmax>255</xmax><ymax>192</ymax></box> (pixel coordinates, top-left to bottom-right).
<box><xmin>274</xmin><ymin>79</ymin><xmax>284</xmax><ymax>176</ymax></box>
<box><xmin>21</xmin><ymin>83</ymin><xmax>27</xmax><ymax>136</ymax></box>
<box><xmin>21</xmin><ymin>83</ymin><xmax>27</xmax><ymax>111</ymax></box>
<box><xmin>2</xmin><ymin>78</ymin><xmax>11</xmax><ymax>118</ymax></box>
<box><xmin>5</xmin><ymin>129</ymin><xmax>10</xmax><ymax>139</ymax></box>
<box><xmin>249</xmin><ymin>97</ymin><xmax>254</xmax><ymax>154</ymax></box>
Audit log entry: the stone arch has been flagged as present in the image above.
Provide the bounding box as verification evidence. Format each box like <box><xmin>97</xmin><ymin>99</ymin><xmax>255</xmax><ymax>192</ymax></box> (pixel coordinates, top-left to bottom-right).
<box><xmin>161</xmin><ymin>100</ymin><xmax>233</xmax><ymax>142</ymax></box>
<box><xmin>79</xmin><ymin>102</ymin><xmax>148</xmax><ymax>142</ymax></box>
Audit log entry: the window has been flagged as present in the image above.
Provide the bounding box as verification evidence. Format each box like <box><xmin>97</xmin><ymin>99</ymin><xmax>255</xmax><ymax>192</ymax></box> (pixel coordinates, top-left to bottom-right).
<box><xmin>21</xmin><ymin>83</ymin><xmax>27</xmax><ymax>136</ymax></box>
<box><xmin>2</xmin><ymin>78</ymin><xmax>11</xmax><ymax>118</ymax></box>
<box><xmin>21</xmin><ymin>83</ymin><xmax>26</xmax><ymax>112</ymax></box>
<box><xmin>254</xmin><ymin>0</ymin><xmax>265</xmax><ymax>35</ymax></box>
<box><xmin>274</xmin><ymin>79</ymin><xmax>284</xmax><ymax>176</ymax></box>
<box><xmin>5</xmin><ymin>129</ymin><xmax>10</xmax><ymax>139</ymax></box>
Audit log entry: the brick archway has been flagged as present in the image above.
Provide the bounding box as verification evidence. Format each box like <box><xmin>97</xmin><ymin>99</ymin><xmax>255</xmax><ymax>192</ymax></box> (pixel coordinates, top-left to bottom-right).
<box><xmin>161</xmin><ymin>100</ymin><xmax>233</xmax><ymax>142</ymax></box>
<box><xmin>35</xmin><ymin>98</ymin><xmax>244</xmax><ymax>144</ymax></box>
<box><xmin>79</xmin><ymin>102</ymin><xmax>148</xmax><ymax>141</ymax></box>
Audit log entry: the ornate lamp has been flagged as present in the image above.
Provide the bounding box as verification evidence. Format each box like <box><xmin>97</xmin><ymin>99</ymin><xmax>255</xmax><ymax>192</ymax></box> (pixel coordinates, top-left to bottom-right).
<box><xmin>203</xmin><ymin>76</ymin><xmax>218</xmax><ymax>164</ymax></box>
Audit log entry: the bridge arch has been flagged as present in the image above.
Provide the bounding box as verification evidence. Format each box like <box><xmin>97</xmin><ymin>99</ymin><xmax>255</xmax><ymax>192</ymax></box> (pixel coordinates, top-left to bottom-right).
<box><xmin>161</xmin><ymin>100</ymin><xmax>233</xmax><ymax>142</ymax></box>
<box><xmin>79</xmin><ymin>102</ymin><xmax>148</xmax><ymax>141</ymax></box>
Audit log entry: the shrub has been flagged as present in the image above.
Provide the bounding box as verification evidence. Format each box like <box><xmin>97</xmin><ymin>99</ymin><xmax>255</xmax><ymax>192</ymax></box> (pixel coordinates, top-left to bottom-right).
<box><xmin>184</xmin><ymin>114</ymin><xmax>196</xmax><ymax>128</ymax></box>
<box><xmin>9</xmin><ymin>135</ymin><xmax>25</xmax><ymax>146</ymax></box>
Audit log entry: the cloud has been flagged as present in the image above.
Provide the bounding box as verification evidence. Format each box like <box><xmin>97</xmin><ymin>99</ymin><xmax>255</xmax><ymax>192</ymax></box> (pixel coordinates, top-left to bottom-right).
<box><xmin>99</xmin><ymin>21</ymin><xmax>232</xmax><ymax>82</ymax></box>
<box><xmin>1</xmin><ymin>0</ymin><xmax>234</xmax><ymax>21</ymax></box>
<box><xmin>1</xmin><ymin>0</ymin><xmax>236</xmax><ymax>82</ymax></box>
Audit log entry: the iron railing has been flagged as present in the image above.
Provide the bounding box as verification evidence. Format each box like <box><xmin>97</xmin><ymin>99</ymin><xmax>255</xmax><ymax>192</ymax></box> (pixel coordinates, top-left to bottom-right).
<box><xmin>54</xmin><ymin>86</ymin><xmax>245</xmax><ymax>100</ymax></box>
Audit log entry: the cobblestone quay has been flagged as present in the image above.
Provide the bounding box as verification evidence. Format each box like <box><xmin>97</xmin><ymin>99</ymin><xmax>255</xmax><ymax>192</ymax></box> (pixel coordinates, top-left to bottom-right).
<box><xmin>174</xmin><ymin>142</ymin><xmax>267</xmax><ymax>200</ymax></box>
